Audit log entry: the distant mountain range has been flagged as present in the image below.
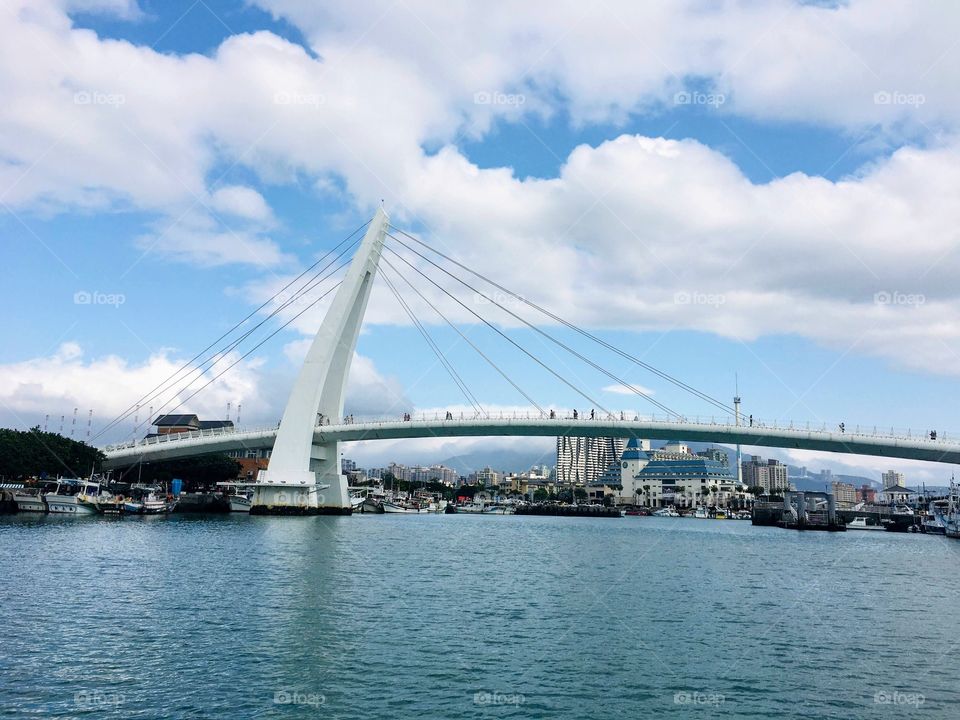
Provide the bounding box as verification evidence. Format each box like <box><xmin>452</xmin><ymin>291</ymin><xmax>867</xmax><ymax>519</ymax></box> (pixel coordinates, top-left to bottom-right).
<box><xmin>436</xmin><ymin>447</ymin><xmax>556</xmax><ymax>475</ymax></box>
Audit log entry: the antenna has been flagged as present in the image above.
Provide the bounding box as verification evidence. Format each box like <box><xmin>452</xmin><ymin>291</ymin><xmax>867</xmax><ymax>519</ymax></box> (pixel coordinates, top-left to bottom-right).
<box><xmin>70</xmin><ymin>407</ymin><xmax>78</xmax><ymax>438</ymax></box>
<box><xmin>86</xmin><ymin>409</ymin><xmax>93</xmax><ymax>440</ymax></box>
<box><xmin>43</xmin><ymin>414</ymin><xmax>49</xmax><ymax>433</ymax></box>
<box><xmin>236</xmin><ymin>403</ymin><xmax>242</xmax><ymax>426</ymax></box>
<box><xmin>226</xmin><ymin>401</ymin><xmax>231</xmax><ymax>422</ymax></box>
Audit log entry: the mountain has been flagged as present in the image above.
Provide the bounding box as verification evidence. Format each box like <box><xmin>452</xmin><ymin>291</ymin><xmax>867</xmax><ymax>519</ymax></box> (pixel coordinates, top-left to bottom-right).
<box><xmin>436</xmin><ymin>447</ymin><xmax>556</xmax><ymax>475</ymax></box>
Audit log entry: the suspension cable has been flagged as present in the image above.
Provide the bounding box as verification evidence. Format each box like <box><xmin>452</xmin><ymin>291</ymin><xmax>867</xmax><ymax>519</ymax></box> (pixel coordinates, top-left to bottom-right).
<box><xmin>95</xmin><ymin>221</ymin><xmax>371</xmax><ymax>440</ymax></box>
<box><xmin>389</xmin><ymin>224</ymin><xmax>735</xmax><ymax>416</ymax></box>
<box><xmin>376</xmin><ymin>266</ymin><xmax>485</xmax><ymax>416</ymax></box>
<box><xmin>142</xmin><ymin>253</ymin><xmax>356</xmax><ymax>428</ymax></box>
<box><xmin>379</xmin><ymin>253</ymin><xmax>545</xmax><ymax>416</ymax></box>
<box><xmin>385</xmin><ymin>234</ymin><xmax>678</xmax><ymax>418</ymax></box>
<box><xmin>156</xmin><ymin>278</ymin><xmax>347</xmax><ymax>423</ymax></box>
<box><xmin>381</xmin><ymin>244</ymin><xmax>612</xmax><ymax>415</ymax></box>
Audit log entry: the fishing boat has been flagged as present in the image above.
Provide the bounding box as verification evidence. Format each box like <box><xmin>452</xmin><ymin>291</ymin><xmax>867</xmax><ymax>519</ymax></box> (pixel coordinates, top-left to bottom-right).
<box><xmin>215</xmin><ymin>482</ymin><xmax>253</xmax><ymax>512</ymax></box>
<box><xmin>44</xmin><ymin>478</ymin><xmax>105</xmax><ymax>515</ymax></box>
<box><xmin>693</xmin><ymin>506</ymin><xmax>709</xmax><ymax>519</ymax></box>
<box><xmin>921</xmin><ymin>498</ymin><xmax>949</xmax><ymax>535</ymax></box>
<box><xmin>12</xmin><ymin>482</ymin><xmax>56</xmax><ymax>513</ymax></box>
<box><xmin>124</xmin><ymin>485</ymin><xmax>177</xmax><ymax>515</ymax></box>
<box><xmin>457</xmin><ymin>500</ymin><xmax>488</xmax><ymax>513</ymax></box>
<box><xmin>381</xmin><ymin>498</ymin><xmax>432</xmax><ymax>513</ymax></box>
<box><xmin>846</xmin><ymin>516</ymin><xmax>885</xmax><ymax>531</ymax></box>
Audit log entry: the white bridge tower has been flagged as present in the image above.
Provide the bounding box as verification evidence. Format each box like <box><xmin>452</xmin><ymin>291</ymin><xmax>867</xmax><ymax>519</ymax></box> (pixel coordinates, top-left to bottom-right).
<box><xmin>251</xmin><ymin>209</ymin><xmax>388</xmax><ymax>514</ymax></box>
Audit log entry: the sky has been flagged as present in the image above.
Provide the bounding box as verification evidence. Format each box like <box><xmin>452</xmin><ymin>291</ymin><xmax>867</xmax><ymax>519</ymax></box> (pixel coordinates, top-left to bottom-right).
<box><xmin>2</xmin><ymin>0</ymin><xmax>960</xmax><ymax>482</ymax></box>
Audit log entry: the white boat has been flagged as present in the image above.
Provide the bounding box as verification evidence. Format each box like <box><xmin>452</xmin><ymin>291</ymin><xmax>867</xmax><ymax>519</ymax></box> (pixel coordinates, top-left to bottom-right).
<box><xmin>693</xmin><ymin>506</ymin><xmax>709</xmax><ymax>519</ymax></box>
<box><xmin>13</xmin><ymin>485</ymin><xmax>50</xmax><ymax>513</ymax></box>
<box><xmin>44</xmin><ymin>479</ymin><xmax>103</xmax><ymax>515</ymax></box>
<box><xmin>653</xmin><ymin>507</ymin><xmax>680</xmax><ymax>517</ymax></box>
<box><xmin>216</xmin><ymin>482</ymin><xmax>253</xmax><ymax>512</ymax></box>
<box><xmin>381</xmin><ymin>499</ymin><xmax>432</xmax><ymax>513</ymax></box>
<box><xmin>457</xmin><ymin>500</ymin><xmax>488</xmax><ymax>513</ymax></box>
<box><xmin>846</xmin><ymin>516</ymin><xmax>885</xmax><ymax>531</ymax></box>
<box><xmin>229</xmin><ymin>494</ymin><xmax>252</xmax><ymax>512</ymax></box>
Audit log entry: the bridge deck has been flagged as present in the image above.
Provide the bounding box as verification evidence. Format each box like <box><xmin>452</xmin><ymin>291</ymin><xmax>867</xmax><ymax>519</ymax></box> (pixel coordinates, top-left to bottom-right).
<box><xmin>100</xmin><ymin>417</ymin><xmax>960</xmax><ymax>468</ymax></box>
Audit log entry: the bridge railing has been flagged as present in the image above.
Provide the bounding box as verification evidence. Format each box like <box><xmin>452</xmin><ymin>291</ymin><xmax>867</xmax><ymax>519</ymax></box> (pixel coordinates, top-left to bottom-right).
<box><xmin>102</xmin><ymin>410</ymin><xmax>952</xmax><ymax>452</ymax></box>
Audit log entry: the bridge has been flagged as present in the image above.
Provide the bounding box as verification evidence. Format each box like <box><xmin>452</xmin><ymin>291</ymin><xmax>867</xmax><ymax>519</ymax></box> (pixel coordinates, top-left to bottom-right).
<box><xmin>94</xmin><ymin>208</ymin><xmax>957</xmax><ymax>514</ymax></box>
<box><xmin>101</xmin><ymin>414</ymin><xmax>960</xmax><ymax>469</ymax></box>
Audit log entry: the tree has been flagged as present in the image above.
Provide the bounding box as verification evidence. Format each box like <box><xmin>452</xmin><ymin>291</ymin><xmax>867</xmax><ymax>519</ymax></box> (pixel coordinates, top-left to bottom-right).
<box><xmin>747</xmin><ymin>485</ymin><xmax>765</xmax><ymax>496</ymax></box>
<box><xmin>0</xmin><ymin>427</ymin><xmax>105</xmax><ymax>479</ymax></box>
<box><xmin>574</xmin><ymin>488</ymin><xmax>587</xmax><ymax>501</ymax></box>
<box><xmin>533</xmin><ymin>488</ymin><xmax>549</xmax><ymax>502</ymax></box>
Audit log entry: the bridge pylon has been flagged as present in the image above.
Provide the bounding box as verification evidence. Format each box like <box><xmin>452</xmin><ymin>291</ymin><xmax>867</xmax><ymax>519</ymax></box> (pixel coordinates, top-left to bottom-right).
<box><xmin>250</xmin><ymin>208</ymin><xmax>388</xmax><ymax>514</ymax></box>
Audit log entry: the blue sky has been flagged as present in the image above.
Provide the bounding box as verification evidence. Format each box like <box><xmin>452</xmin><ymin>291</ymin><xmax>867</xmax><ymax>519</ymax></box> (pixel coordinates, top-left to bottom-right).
<box><xmin>2</xmin><ymin>0</ymin><xmax>960</xmax><ymax>480</ymax></box>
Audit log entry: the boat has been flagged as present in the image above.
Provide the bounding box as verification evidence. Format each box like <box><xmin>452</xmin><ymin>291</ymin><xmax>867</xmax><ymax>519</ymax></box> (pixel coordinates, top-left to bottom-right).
<box><xmin>457</xmin><ymin>500</ymin><xmax>489</xmax><ymax>513</ymax></box>
<box><xmin>846</xmin><ymin>516</ymin><xmax>885</xmax><ymax>531</ymax></box>
<box><xmin>123</xmin><ymin>486</ymin><xmax>177</xmax><ymax>515</ymax></box>
<box><xmin>652</xmin><ymin>507</ymin><xmax>680</xmax><ymax>517</ymax></box>
<box><xmin>921</xmin><ymin>498</ymin><xmax>949</xmax><ymax>535</ymax></box>
<box><xmin>693</xmin><ymin>506</ymin><xmax>709</xmax><ymax>519</ymax></box>
<box><xmin>12</xmin><ymin>483</ymin><xmax>55</xmax><ymax>513</ymax></box>
<box><xmin>714</xmin><ymin>509</ymin><xmax>727</xmax><ymax>520</ymax></box>
<box><xmin>215</xmin><ymin>482</ymin><xmax>253</xmax><ymax>512</ymax></box>
<box><xmin>381</xmin><ymin>498</ymin><xmax>432</xmax><ymax>513</ymax></box>
<box><xmin>44</xmin><ymin>479</ymin><xmax>104</xmax><ymax>515</ymax></box>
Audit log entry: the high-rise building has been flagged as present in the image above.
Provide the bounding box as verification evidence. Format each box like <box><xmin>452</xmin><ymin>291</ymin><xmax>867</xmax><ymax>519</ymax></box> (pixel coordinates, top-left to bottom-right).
<box><xmin>742</xmin><ymin>456</ymin><xmax>789</xmax><ymax>493</ymax></box>
<box><xmin>556</xmin><ymin>436</ymin><xmax>625</xmax><ymax>485</ymax></box>
<box><xmin>831</xmin><ymin>481</ymin><xmax>857</xmax><ymax>507</ymax></box>
<box><xmin>882</xmin><ymin>470</ymin><xmax>905</xmax><ymax>489</ymax></box>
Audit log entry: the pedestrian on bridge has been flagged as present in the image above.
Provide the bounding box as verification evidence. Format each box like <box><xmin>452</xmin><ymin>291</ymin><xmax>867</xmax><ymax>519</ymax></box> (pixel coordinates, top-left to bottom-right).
<box><xmin>590</xmin><ymin>409</ymin><xmax>595</xmax><ymax>420</ymax></box>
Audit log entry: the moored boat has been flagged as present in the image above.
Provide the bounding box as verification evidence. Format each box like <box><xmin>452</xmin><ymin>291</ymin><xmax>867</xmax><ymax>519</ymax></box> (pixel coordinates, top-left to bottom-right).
<box><xmin>846</xmin><ymin>515</ymin><xmax>885</xmax><ymax>531</ymax></box>
<box><xmin>44</xmin><ymin>479</ymin><xmax>103</xmax><ymax>515</ymax></box>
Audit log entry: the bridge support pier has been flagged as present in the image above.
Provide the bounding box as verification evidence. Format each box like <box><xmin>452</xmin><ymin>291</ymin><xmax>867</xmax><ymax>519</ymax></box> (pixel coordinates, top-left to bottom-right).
<box><xmin>250</xmin><ymin>208</ymin><xmax>388</xmax><ymax>516</ymax></box>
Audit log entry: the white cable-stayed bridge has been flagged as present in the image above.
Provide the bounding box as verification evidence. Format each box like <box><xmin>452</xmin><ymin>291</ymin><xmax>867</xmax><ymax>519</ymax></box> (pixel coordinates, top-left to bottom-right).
<box><xmin>95</xmin><ymin>209</ymin><xmax>958</xmax><ymax>514</ymax></box>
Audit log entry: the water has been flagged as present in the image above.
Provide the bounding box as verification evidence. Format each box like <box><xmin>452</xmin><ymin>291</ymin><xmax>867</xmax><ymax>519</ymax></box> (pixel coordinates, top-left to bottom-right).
<box><xmin>1</xmin><ymin>514</ymin><xmax>958</xmax><ymax>719</ymax></box>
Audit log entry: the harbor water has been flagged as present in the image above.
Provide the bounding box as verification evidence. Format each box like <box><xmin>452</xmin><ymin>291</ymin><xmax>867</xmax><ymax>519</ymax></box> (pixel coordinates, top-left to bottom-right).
<box><xmin>1</xmin><ymin>514</ymin><xmax>959</xmax><ymax>718</ymax></box>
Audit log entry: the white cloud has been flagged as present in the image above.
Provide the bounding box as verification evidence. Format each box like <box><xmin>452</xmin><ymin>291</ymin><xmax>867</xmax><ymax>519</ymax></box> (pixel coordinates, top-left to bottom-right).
<box><xmin>210</xmin><ymin>186</ymin><xmax>274</xmax><ymax>223</ymax></box>
<box><xmin>602</xmin><ymin>384</ymin><xmax>655</xmax><ymax>397</ymax></box>
<box><xmin>0</xmin><ymin>343</ymin><xmax>266</xmax><ymax>442</ymax></box>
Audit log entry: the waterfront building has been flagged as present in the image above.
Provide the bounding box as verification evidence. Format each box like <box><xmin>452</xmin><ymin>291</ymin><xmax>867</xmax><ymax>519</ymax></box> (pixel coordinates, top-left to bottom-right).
<box><xmin>858</xmin><ymin>484</ymin><xmax>876</xmax><ymax>503</ymax></box>
<box><xmin>341</xmin><ymin>458</ymin><xmax>357</xmax><ymax>473</ymax></box>
<box><xmin>632</xmin><ymin>455</ymin><xmax>737</xmax><ymax>508</ymax></box>
<box><xmin>878</xmin><ymin>483</ymin><xmax>916</xmax><ymax>505</ymax></box>
<box><xmin>831</xmin><ymin>481</ymin><xmax>857</xmax><ymax>508</ymax></box>
<box><xmin>556</xmin><ymin>436</ymin><xmax>625</xmax><ymax>486</ymax></box>
<box><xmin>696</xmin><ymin>448</ymin><xmax>729</xmax><ymax>465</ymax></box>
<box><xmin>742</xmin><ymin>456</ymin><xmax>789</xmax><ymax>493</ymax></box>
<box><xmin>882</xmin><ymin>470</ymin><xmax>905</xmax><ymax>489</ymax></box>
<box><xmin>616</xmin><ymin>438</ymin><xmax>651</xmax><ymax>504</ymax></box>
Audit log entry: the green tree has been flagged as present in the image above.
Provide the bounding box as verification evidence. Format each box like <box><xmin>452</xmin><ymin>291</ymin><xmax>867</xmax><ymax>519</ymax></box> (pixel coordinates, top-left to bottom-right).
<box><xmin>0</xmin><ymin>427</ymin><xmax>105</xmax><ymax>479</ymax></box>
